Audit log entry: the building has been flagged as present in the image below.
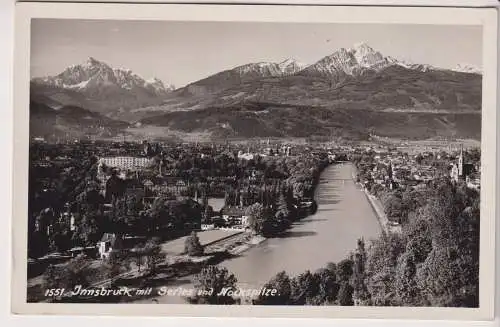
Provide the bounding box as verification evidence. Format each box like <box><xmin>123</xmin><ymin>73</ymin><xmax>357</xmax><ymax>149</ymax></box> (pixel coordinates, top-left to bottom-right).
<box><xmin>263</xmin><ymin>147</ymin><xmax>274</xmax><ymax>156</ymax></box>
<box><xmin>97</xmin><ymin>234</ymin><xmax>146</xmax><ymax>259</ymax></box>
<box><xmin>238</xmin><ymin>150</ymin><xmax>255</xmax><ymax>161</ymax></box>
<box><xmin>99</xmin><ymin>156</ymin><xmax>152</xmax><ymax>171</ymax></box>
<box><xmin>98</xmin><ymin>233</ymin><xmax>121</xmax><ymax>260</ymax></box>
<box><xmin>280</xmin><ymin>146</ymin><xmax>292</xmax><ymax>156</ymax></box>
<box><xmin>450</xmin><ymin>145</ymin><xmax>476</xmax><ymax>183</ymax></box>
<box><xmin>466</xmin><ymin>174</ymin><xmax>481</xmax><ymax>190</ymax></box>
<box><xmin>221</xmin><ymin>207</ymin><xmax>250</xmax><ymax>227</ymax></box>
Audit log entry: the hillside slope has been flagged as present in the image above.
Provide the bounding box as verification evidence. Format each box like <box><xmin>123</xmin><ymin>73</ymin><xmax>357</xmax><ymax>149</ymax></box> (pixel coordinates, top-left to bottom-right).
<box><xmin>30</xmin><ymin>101</ymin><xmax>130</xmax><ymax>140</ymax></box>
<box><xmin>139</xmin><ymin>102</ymin><xmax>481</xmax><ymax>141</ymax></box>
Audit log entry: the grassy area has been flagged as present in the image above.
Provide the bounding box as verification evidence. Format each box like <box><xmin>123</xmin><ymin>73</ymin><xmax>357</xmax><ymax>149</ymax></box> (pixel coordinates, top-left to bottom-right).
<box><xmin>159</xmin><ymin>229</ymin><xmax>242</xmax><ymax>255</ymax></box>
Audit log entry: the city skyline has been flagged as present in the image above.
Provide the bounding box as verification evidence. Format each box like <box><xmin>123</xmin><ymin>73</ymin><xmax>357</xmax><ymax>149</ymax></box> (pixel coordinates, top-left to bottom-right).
<box><xmin>31</xmin><ymin>19</ymin><xmax>482</xmax><ymax>87</ymax></box>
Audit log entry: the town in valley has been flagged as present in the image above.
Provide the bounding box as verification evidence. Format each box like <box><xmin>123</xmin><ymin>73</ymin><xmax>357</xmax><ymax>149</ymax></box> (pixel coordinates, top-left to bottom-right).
<box><xmin>28</xmin><ymin>21</ymin><xmax>482</xmax><ymax>307</ymax></box>
<box><xmin>28</xmin><ymin>135</ymin><xmax>481</xmax><ymax>306</ymax></box>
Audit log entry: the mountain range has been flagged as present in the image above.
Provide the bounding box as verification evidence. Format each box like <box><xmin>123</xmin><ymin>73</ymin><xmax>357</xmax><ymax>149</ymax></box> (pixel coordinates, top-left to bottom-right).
<box><xmin>30</xmin><ymin>43</ymin><xmax>482</xmax><ymax>141</ymax></box>
<box><xmin>31</xmin><ymin>57</ymin><xmax>175</xmax><ymax>114</ymax></box>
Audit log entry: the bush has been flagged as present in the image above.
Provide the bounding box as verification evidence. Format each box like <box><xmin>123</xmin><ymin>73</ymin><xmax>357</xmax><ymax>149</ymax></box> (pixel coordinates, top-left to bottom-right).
<box><xmin>189</xmin><ymin>265</ymin><xmax>239</xmax><ymax>305</ymax></box>
<box><xmin>184</xmin><ymin>231</ymin><xmax>204</xmax><ymax>256</ymax></box>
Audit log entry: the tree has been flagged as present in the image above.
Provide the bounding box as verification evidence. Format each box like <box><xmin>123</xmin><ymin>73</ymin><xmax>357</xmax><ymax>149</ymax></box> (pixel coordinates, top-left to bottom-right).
<box><xmin>370</xmin><ymin>183</ymin><xmax>384</xmax><ymax>196</ymax></box>
<box><xmin>352</xmin><ymin>239</ymin><xmax>370</xmax><ymax>305</ymax></box>
<box><xmin>245</xmin><ymin>202</ymin><xmax>264</xmax><ymax>234</ymax></box>
<box><xmin>202</xmin><ymin>205</ymin><xmax>213</xmax><ymax>224</ymax></box>
<box><xmin>313</xmin><ymin>268</ymin><xmax>340</xmax><ymax>304</ymax></box>
<box><xmin>50</xmin><ymin>228</ymin><xmax>72</xmax><ymax>253</ymax></box>
<box><xmin>415</xmin><ymin>240</ymin><xmax>479</xmax><ymax>308</ymax></box>
<box><xmin>253</xmin><ymin>271</ymin><xmax>292</xmax><ymax>305</ymax></box>
<box><xmin>337</xmin><ymin>258</ymin><xmax>354</xmax><ymax>282</ymax></box>
<box><xmin>28</xmin><ymin>230</ymin><xmax>49</xmax><ymax>258</ymax></box>
<box><xmin>189</xmin><ymin>266</ymin><xmax>239</xmax><ymax>304</ymax></box>
<box><xmin>365</xmin><ymin>233</ymin><xmax>406</xmax><ymax>306</ymax></box>
<box><xmin>337</xmin><ymin>282</ymin><xmax>354</xmax><ymax>306</ymax></box>
<box><xmin>105</xmin><ymin>173</ymin><xmax>126</xmax><ymax>203</ymax></box>
<box><xmin>403</xmin><ymin>212</ymin><xmax>433</xmax><ymax>263</ymax></box>
<box><xmin>383</xmin><ymin>193</ymin><xmax>403</xmax><ymax>223</ymax></box>
<box><xmin>292</xmin><ymin>182</ymin><xmax>305</xmax><ymax>199</ymax></box>
<box><xmin>184</xmin><ymin>231</ymin><xmax>204</xmax><ymax>256</ymax></box>
<box><xmin>141</xmin><ymin>238</ymin><xmax>166</xmax><ymax>274</ymax></box>
<box><xmin>394</xmin><ymin>250</ymin><xmax>420</xmax><ymax>306</ymax></box>
<box><xmin>289</xmin><ymin>270</ymin><xmax>320</xmax><ymax>305</ymax></box>
<box><xmin>72</xmin><ymin>212</ymin><xmax>101</xmax><ymax>246</ymax></box>
<box><xmin>275</xmin><ymin>191</ymin><xmax>290</xmax><ymax>221</ymax></box>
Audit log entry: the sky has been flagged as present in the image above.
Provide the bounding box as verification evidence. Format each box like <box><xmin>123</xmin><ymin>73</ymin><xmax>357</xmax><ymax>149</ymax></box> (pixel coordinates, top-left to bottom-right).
<box><xmin>31</xmin><ymin>19</ymin><xmax>482</xmax><ymax>87</ymax></box>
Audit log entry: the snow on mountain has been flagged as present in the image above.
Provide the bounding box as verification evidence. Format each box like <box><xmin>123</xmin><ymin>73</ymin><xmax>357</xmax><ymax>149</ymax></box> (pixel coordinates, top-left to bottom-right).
<box><xmin>350</xmin><ymin>42</ymin><xmax>388</xmax><ymax>69</ymax></box>
<box><xmin>303</xmin><ymin>42</ymin><xmax>444</xmax><ymax>77</ymax></box>
<box><xmin>32</xmin><ymin>57</ymin><xmax>175</xmax><ymax>95</ymax></box>
<box><xmin>302</xmin><ymin>42</ymin><xmax>391</xmax><ymax>76</ymax></box>
<box><xmin>234</xmin><ymin>62</ymin><xmax>283</xmax><ymax>77</ymax></box>
<box><xmin>453</xmin><ymin>64</ymin><xmax>482</xmax><ymax>75</ymax></box>
<box><xmin>145</xmin><ymin>77</ymin><xmax>176</xmax><ymax>93</ymax></box>
<box><xmin>383</xmin><ymin>55</ymin><xmax>440</xmax><ymax>73</ymax></box>
<box><xmin>278</xmin><ymin>58</ymin><xmax>308</xmax><ymax>75</ymax></box>
<box><xmin>205</xmin><ymin>41</ymin><xmax>462</xmax><ymax>82</ymax></box>
<box><xmin>231</xmin><ymin>59</ymin><xmax>307</xmax><ymax>78</ymax></box>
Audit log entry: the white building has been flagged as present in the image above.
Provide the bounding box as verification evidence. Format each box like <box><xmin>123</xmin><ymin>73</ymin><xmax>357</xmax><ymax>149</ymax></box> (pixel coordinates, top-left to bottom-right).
<box><xmin>99</xmin><ymin>156</ymin><xmax>152</xmax><ymax>170</ymax></box>
<box><xmin>238</xmin><ymin>151</ymin><xmax>255</xmax><ymax>161</ymax></box>
<box><xmin>98</xmin><ymin>233</ymin><xmax>117</xmax><ymax>260</ymax></box>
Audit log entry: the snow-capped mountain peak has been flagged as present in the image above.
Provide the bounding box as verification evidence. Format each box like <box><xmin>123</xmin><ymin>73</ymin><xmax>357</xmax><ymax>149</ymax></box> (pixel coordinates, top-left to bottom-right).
<box><xmin>453</xmin><ymin>64</ymin><xmax>482</xmax><ymax>74</ymax></box>
<box><xmin>350</xmin><ymin>42</ymin><xmax>386</xmax><ymax>68</ymax></box>
<box><xmin>351</xmin><ymin>42</ymin><xmax>374</xmax><ymax>53</ymax></box>
<box><xmin>303</xmin><ymin>43</ymin><xmax>375</xmax><ymax>76</ymax></box>
<box><xmin>303</xmin><ymin>42</ymin><xmax>444</xmax><ymax>77</ymax></box>
<box><xmin>32</xmin><ymin>57</ymin><xmax>175</xmax><ymax>95</ymax></box>
<box><xmin>85</xmin><ymin>56</ymin><xmax>102</xmax><ymax>66</ymax></box>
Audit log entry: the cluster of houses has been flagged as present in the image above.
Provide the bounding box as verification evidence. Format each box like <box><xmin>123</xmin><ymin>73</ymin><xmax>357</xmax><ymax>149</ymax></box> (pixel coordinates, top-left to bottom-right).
<box><xmin>362</xmin><ymin>145</ymin><xmax>480</xmax><ymax>191</ymax></box>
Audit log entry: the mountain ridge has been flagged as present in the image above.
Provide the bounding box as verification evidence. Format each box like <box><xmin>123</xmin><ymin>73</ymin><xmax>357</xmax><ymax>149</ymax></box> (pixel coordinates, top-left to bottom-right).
<box><xmin>30</xmin><ymin>42</ymin><xmax>483</xmax><ymax>141</ymax></box>
<box><xmin>31</xmin><ymin>57</ymin><xmax>175</xmax><ymax>114</ymax></box>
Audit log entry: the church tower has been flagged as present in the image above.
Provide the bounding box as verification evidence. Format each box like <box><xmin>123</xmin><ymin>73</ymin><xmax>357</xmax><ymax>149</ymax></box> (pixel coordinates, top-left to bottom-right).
<box><xmin>458</xmin><ymin>144</ymin><xmax>464</xmax><ymax>177</ymax></box>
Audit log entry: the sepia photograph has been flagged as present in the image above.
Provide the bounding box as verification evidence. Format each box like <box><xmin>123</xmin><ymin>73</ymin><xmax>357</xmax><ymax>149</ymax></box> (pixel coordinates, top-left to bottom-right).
<box><xmin>11</xmin><ymin>3</ymin><xmax>498</xmax><ymax>320</ymax></box>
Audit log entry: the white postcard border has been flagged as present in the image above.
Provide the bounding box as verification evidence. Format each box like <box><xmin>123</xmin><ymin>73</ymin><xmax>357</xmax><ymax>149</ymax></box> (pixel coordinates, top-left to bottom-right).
<box><xmin>12</xmin><ymin>2</ymin><xmax>498</xmax><ymax>320</ymax></box>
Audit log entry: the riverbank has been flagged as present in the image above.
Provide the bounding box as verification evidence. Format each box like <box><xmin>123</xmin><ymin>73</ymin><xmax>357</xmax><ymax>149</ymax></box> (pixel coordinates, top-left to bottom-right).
<box><xmin>126</xmin><ymin>233</ymin><xmax>267</xmax><ymax>304</ymax></box>
<box><xmin>351</xmin><ymin>164</ymin><xmax>401</xmax><ymax>235</ymax></box>
<box><xmin>362</xmin><ymin>188</ymin><xmax>401</xmax><ymax>235</ymax></box>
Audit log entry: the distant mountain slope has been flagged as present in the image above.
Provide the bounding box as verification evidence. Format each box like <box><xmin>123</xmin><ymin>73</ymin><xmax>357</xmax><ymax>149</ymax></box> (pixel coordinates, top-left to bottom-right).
<box><xmin>30</xmin><ymin>101</ymin><xmax>129</xmax><ymax>140</ymax></box>
<box><xmin>453</xmin><ymin>64</ymin><xmax>482</xmax><ymax>74</ymax></box>
<box><xmin>31</xmin><ymin>57</ymin><xmax>174</xmax><ymax>114</ymax></box>
<box><xmin>139</xmin><ymin>102</ymin><xmax>481</xmax><ymax>141</ymax></box>
<box><xmin>177</xmin><ymin>59</ymin><xmax>306</xmax><ymax>97</ymax></box>
<box><xmin>167</xmin><ymin>64</ymin><xmax>481</xmax><ymax>114</ymax></box>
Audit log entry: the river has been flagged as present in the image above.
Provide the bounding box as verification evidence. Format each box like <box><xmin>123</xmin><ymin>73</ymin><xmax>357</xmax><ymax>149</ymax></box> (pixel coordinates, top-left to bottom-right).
<box><xmin>220</xmin><ymin>162</ymin><xmax>382</xmax><ymax>288</ymax></box>
<box><xmin>137</xmin><ymin>162</ymin><xmax>382</xmax><ymax>303</ymax></box>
